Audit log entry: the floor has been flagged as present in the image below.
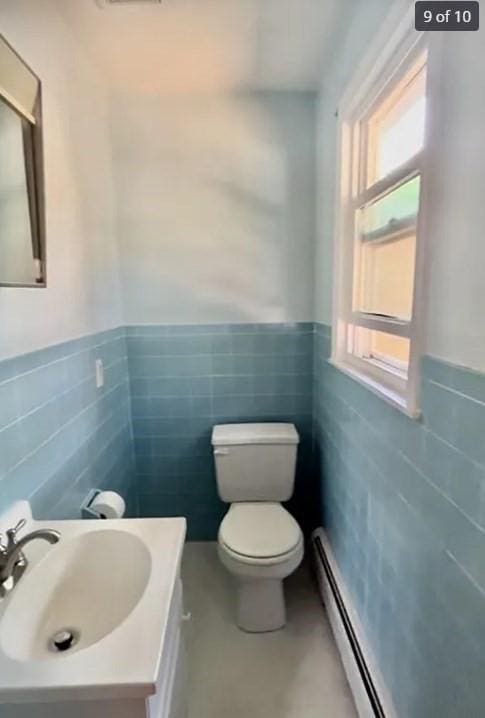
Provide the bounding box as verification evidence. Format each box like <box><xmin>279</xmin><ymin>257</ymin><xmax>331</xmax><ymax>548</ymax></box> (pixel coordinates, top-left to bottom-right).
<box><xmin>182</xmin><ymin>542</ymin><xmax>357</xmax><ymax>718</ymax></box>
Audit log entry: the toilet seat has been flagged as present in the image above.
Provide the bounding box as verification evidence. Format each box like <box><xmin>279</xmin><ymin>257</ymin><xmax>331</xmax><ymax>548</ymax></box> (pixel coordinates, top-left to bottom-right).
<box><xmin>219</xmin><ymin>502</ymin><xmax>302</xmax><ymax>562</ymax></box>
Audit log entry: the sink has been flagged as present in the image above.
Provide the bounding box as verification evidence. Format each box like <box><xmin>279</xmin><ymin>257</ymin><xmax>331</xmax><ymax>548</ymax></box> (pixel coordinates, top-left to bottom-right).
<box><xmin>1</xmin><ymin>530</ymin><xmax>151</xmax><ymax>662</ymax></box>
<box><xmin>0</xmin><ymin>501</ymin><xmax>187</xmax><ymax>706</ymax></box>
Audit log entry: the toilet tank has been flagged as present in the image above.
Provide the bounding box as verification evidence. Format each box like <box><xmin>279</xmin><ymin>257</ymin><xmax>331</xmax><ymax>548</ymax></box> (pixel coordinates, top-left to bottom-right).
<box><xmin>211</xmin><ymin>423</ymin><xmax>299</xmax><ymax>503</ymax></box>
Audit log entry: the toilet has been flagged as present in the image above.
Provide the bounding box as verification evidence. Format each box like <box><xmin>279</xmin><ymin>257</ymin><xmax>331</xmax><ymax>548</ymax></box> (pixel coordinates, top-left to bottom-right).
<box><xmin>211</xmin><ymin>423</ymin><xmax>304</xmax><ymax>633</ymax></box>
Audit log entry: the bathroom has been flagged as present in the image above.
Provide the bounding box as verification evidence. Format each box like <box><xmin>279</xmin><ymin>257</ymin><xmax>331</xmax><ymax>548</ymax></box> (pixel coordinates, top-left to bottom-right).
<box><xmin>0</xmin><ymin>0</ymin><xmax>483</xmax><ymax>716</ymax></box>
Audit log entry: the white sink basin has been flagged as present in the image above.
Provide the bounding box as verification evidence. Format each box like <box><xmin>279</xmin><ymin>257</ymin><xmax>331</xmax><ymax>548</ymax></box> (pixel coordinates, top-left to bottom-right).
<box><xmin>0</xmin><ymin>501</ymin><xmax>186</xmax><ymax>704</ymax></box>
<box><xmin>1</xmin><ymin>530</ymin><xmax>151</xmax><ymax>662</ymax></box>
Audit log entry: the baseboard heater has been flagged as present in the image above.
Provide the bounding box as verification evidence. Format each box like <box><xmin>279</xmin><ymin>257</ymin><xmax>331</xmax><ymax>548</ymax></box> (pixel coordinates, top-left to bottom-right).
<box><xmin>311</xmin><ymin>529</ymin><xmax>395</xmax><ymax>718</ymax></box>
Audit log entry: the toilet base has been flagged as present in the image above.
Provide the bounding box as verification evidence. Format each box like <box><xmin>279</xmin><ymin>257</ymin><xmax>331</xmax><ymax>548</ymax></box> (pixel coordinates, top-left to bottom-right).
<box><xmin>237</xmin><ymin>578</ymin><xmax>285</xmax><ymax>633</ymax></box>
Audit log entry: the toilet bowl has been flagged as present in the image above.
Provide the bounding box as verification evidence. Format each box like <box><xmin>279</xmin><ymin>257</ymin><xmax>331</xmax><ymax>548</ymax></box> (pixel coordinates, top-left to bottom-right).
<box><xmin>212</xmin><ymin>423</ymin><xmax>304</xmax><ymax>633</ymax></box>
<box><xmin>218</xmin><ymin>502</ymin><xmax>303</xmax><ymax>632</ymax></box>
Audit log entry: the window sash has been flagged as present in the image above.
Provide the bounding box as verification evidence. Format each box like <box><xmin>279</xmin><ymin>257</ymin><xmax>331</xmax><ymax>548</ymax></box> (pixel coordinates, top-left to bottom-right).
<box><xmin>353</xmin><ymin>203</ymin><xmax>418</xmax><ymax>323</ymax></box>
<box><xmin>351</xmin><ymin>174</ymin><xmax>419</xmax><ymax>332</ymax></box>
<box><xmin>351</xmin><ymin>152</ymin><xmax>422</xmax><ymax>211</ymax></box>
<box><xmin>358</xmin><ymin>50</ymin><xmax>427</xmax><ymax>191</ymax></box>
<box><xmin>348</xmin><ymin>152</ymin><xmax>422</xmax><ymax>340</ymax></box>
<box><xmin>350</xmin><ymin>312</ymin><xmax>411</xmax><ymax>338</ymax></box>
<box><xmin>332</xmin><ymin>20</ymin><xmax>428</xmax><ymax>417</ymax></box>
<box><xmin>340</xmin><ymin>155</ymin><xmax>417</xmax><ymax>380</ymax></box>
<box><xmin>360</xmin><ymin>213</ymin><xmax>416</xmax><ymax>244</ymax></box>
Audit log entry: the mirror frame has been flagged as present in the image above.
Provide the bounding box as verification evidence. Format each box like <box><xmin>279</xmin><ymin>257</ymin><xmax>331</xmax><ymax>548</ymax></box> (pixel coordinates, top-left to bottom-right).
<box><xmin>0</xmin><ymin>33</ymin><xmax>46</xmax><ymax>288</ymax></box>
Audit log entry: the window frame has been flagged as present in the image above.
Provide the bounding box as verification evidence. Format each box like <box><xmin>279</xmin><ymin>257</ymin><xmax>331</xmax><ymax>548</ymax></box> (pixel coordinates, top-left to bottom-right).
<box><xmin>331</xmin><ymin>11</ymin><xmax>428</xmax><ymax>418</ymax></box>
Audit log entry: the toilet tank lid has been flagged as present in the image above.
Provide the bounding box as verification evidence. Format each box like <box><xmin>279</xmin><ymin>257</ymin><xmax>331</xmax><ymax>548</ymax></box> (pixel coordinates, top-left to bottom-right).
<box><xmin>212</xmin><ymin>423</ymin><xmax>299</xmax><ymax>446</ymax></box>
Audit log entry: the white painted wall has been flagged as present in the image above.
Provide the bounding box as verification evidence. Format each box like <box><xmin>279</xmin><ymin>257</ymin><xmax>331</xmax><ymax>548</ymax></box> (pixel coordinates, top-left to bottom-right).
<box><xmin>315</xmin><ymin>1</ymin><xmax>485</xmax><ymax>371</ymax></box>
<box><xmin>423</xmin><ymin>30</ymin><xmax>485</xmax><ymax>370</ymax></box>
<box><xmin>314</xmin><ymin>0</ymin><xmax>394</xmax><ymax>327</ymax></box>
<box><xmin>0</xmin><ymin>0</ymin><xmax>123</xmax><ymax>360</ymax></box>
<box><xmin>114</xmin><ymin>92</ymin><xmax>316</xmax><ymax>325</ymax></box>
<box><xmin>7</xmin><ymin>0</ymin><xmax>482</xmax><ymax>369</ymax></box>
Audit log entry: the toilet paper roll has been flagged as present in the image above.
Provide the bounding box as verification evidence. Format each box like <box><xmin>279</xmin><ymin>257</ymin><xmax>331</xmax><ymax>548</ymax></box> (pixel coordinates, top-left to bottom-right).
<box><xmin>90</xmin><ymin>491</ymin><xmax>125</xmax><ymax>519</ymax></box>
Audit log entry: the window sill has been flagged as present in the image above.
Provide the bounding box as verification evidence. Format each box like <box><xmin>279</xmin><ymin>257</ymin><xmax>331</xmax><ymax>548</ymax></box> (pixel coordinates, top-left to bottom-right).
<box><xmin>328</xmin><ymin>357</ymin><xmax>421</xmax><ymax>420</ymax></box>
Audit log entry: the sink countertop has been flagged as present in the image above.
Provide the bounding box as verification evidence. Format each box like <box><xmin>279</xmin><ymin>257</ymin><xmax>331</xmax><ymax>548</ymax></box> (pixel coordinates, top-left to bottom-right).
<box><xmin>0</xmin><ymin>507</ymin><xmax>186</xmax><ymax>704</ymax></box>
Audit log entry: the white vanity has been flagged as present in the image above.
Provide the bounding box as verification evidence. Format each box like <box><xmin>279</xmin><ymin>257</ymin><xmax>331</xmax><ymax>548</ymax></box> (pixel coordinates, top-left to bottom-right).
<box><xmin>0</xmin><ymin>502</ymin><xmax>187</xmax><ymax>718</ymax></box>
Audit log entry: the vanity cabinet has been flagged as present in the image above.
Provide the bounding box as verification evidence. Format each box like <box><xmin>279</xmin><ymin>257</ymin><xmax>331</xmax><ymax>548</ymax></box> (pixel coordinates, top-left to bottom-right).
<box><xmin>148</xmin><ymin>579</ymin><xmax>187</xmax><ymax>718</ymax></box>
<box><xmin>0</xmin><ymin>507</ymin><xmax>188</xmax><ymax>718</ymax></box>
<box><xmin>1</xmin><ymin>579</ymin><xmax>188</xmax><ymax>718</ymax></box>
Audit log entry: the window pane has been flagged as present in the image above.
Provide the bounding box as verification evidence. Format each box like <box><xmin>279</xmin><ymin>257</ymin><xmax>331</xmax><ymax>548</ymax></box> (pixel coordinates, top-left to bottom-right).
<box><xmin>379</xmin><ymin>95</ymin><xmax>426</xmax><ymax>178</ymax></box>
<box><xmin>366</xmin><ymin>57</ymin><xmax>427</xmax><ymax>186</ymax></box>
<box><xmin>369</xmin><ymin>330</ymin><xmax>410</xmax><ymax>367</ymax></box>
<box><xmin>352</xmin><ymin>327</ymin><xmax>410</xmax><ymax>372</ymax></box>
<box><xmin>361</xmin><ymin>176</ymin><xmax>420</xmax><ymax>237</ymax></box>
<box><xmin>356</xmin><ymin>233</ymin><xmax>416</xmax><ymax>321</ymax></box>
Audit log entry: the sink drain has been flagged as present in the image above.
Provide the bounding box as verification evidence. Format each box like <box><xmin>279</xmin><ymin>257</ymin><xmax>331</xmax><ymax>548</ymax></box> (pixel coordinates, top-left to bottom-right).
<box><xmin>49</xmin><ymin>628</ymin><xmax>79</xmax><ymax>653</ymax></box>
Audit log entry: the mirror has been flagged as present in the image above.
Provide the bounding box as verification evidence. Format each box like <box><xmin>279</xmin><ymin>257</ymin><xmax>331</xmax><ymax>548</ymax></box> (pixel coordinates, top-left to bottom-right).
<box><xmin>0</xmin><ymin>34</ymin><xmax>45</xmax><ymax>287</ymax></box>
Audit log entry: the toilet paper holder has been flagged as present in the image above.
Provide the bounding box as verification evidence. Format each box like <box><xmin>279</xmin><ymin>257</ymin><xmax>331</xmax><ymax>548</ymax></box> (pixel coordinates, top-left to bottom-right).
<box><xmin>81</xmin><ymin>489</ymin><xmax>105</xmax><ymax>519</ymax></box>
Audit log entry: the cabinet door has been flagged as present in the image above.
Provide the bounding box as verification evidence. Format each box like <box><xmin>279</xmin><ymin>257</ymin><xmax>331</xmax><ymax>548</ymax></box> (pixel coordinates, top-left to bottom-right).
<box><xmin>148</xmin><ymin>579</ymin><xmax>187</xmax><ymax>718</ymax></box>
<box><xmin>168</xmin><ymin>630</ymin><xmax>188</xmax><ymax>718</ymax></box>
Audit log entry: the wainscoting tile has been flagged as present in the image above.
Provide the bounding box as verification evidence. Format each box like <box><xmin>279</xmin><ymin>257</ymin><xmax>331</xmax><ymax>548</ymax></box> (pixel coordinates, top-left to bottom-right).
<box><xmin>128</xmin><ymin>323</ymin><xmax>314</xmax><ymax>537</ymax></box>
<box><xmin>314</xmin><ymin>323</ymin><xmax>485</xmax><ymax>718</ymax></box>
<box><xmin>0</xmin><ymin>329</ymin><xmax>136</xmax><ymax>521</ymax></box>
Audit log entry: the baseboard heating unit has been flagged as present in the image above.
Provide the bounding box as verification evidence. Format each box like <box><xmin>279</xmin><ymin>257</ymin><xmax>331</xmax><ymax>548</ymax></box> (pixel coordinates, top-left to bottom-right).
<box><xmin>311</xmin><ymin>529</ymin><xmax>397</xmax><ymax>718</ymax></box>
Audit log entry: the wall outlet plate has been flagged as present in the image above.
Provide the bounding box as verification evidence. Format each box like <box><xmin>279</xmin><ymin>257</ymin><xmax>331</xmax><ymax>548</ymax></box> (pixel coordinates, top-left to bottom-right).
<box><xmin>95</xmin><ymin>358</ymin><xmax>104</xmax><ymax>388</ymax></box>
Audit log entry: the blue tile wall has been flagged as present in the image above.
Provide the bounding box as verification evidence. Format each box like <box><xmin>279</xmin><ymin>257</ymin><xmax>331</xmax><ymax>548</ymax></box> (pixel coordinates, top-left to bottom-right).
<box><xmin>2</xmin><ymin>317</ymin><xmax>484</xmax><ymax>717</ymax></box>
<box><xmin>127</xmin><ymin>323</ymin><xmax>314</xmax><ymax>540</ymax></box>
<box><xmin>314</xmin><ymin>322</ymin><xmax>485</xmax><ymax>718</ymax></box>
<box><xmin>0</xmin><ymin>329</ymin><xmax>136</xmax><ymax>520</ymax></box>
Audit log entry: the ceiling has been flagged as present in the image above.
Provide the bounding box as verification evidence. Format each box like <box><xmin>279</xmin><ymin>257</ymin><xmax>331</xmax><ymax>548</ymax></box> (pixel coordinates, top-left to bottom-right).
<box><xmin>54</xmin><ymin>0</ymin><xmax>355</xmax><ymax>95</ymax></box>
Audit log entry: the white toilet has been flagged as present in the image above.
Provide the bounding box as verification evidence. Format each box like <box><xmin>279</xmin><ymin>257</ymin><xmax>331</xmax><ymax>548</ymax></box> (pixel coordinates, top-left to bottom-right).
<box><xmin>212</xmin><ymin>423</ymin><xmax>304</xmax><ymax>633</ymax></box>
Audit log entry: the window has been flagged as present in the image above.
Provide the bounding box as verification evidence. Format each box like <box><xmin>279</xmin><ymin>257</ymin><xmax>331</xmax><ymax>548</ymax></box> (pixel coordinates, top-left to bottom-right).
<box><xmin>332</xmin><ymin>30</ymin><xmax>427</xmax><ymax>416</ymax></box>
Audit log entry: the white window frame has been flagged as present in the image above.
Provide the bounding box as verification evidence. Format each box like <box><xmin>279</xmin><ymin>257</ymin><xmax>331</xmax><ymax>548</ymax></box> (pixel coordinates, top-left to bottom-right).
<box><xmin>331</xmin><ymin>5</ymin><xmax>429</xmax><ymax>418</ymax></box>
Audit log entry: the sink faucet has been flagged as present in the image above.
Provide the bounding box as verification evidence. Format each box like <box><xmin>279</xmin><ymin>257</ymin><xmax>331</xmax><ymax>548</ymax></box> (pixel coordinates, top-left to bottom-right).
<box><xmin>0</xmin><ymin>519</ymin><xmax>60</xmax><ymax>597</ymax></box>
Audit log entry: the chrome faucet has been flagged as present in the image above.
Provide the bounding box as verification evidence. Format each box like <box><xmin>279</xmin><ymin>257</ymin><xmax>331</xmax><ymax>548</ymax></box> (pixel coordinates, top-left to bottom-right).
<box><xmin>0</xmin><ymin>519</ymin><xmax>60</xmax><ymax>597</ymax></box>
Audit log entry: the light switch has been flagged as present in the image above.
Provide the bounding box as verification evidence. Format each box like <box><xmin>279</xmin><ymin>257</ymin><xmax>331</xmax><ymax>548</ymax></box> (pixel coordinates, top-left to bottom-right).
<box><xmin>95</xmin><ymin>358</ymin><xmax>104</xmax><ymax>388</ymax></box>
